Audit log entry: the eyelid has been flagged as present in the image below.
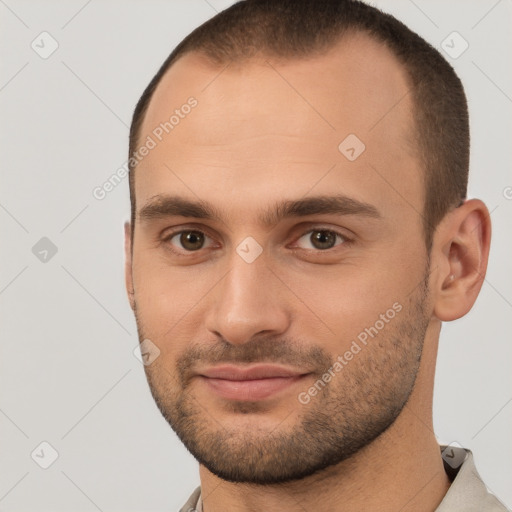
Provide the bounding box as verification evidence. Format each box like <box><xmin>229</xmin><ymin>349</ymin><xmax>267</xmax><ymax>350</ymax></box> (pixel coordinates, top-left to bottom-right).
<box><xmin>289</xmin><ymin>225</ymin><xmax>352</xmax><ymax>251</ymax></box>
<box><xmin>161</xmin><ymin>226</ymin><xmax>217</xmax><ymax>254</ymax></box>
<box><xmin>161</xmin><ymin>224</ymin><xmax>354</xmax><ymax>254</ymax></box>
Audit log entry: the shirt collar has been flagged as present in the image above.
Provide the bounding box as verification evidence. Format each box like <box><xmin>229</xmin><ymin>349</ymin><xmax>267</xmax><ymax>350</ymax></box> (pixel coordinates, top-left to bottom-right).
<box><xmin>181</xmin><ymin>445</ymin><xmax>507</xmax><ymax>511</ymax></box>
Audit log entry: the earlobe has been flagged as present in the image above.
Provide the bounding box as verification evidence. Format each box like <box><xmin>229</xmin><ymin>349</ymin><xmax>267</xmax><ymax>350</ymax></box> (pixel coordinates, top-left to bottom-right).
<box><xmin>124</xmin><ymin>221</ymin><xmax>136</xmax><ymax>311</ymax></box>
<box><xmin>432</xmin><ymin>199</ymin><xmax>491</xmax><ymax>322</ymax></box>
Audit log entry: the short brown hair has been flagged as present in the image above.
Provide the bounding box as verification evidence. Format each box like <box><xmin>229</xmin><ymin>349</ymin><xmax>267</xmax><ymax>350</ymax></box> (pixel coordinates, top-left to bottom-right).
<box><xmin>128</xmin><ymin>0</ymin><xmax>469</xmax><ymax>250</ymax></box>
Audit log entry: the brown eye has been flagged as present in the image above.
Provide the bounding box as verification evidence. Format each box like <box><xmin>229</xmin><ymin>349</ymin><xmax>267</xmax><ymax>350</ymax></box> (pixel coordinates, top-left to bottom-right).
<box><xmin>181</xmin><ymin>231</ymin><xmax>204</xmax><ymax>251</ymax></box>
<box><xmin>168</xmin><ymin>230</ymin><xmax>210</xmax><ymax>251</ymax></box>
<box><xmin>295</xmin><ymin>229</ymin><xmax>347</xmax><ymax>250</ymax></box>
<box><xmin>310</xmin><ymin>231</ymin><xmax>337</xmax><ymax>249</ymax></box>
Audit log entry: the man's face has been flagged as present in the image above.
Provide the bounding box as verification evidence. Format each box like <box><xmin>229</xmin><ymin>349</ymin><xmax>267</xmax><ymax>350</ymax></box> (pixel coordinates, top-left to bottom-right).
<box><xmin>128</xmin><ymin>34</ymin><xmax>433</xmax><ymax>483</ymax></box>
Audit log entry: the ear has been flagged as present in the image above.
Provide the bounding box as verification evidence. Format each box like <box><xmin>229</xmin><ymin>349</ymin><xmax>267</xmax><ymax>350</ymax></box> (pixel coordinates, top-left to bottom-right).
<box><xmin>431</xmin><ymin>199</ymin><xmax>491</xmax><ymax>321</ymax></box>
<box><xmin>124</xmin><ymin>221</ymin><xmax>135</xmax><ymax>311</ymax></box>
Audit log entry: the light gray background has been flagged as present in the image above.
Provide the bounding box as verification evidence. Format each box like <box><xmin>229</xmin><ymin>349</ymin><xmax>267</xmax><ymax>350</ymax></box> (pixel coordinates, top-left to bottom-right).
<box><xmin>1</xmin><ymin>0</ymin><xmax>511</xmax><ymax>510</ymax></box>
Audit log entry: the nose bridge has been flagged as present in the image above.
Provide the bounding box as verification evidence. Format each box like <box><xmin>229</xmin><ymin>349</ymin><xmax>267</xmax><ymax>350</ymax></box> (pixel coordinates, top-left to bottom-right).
<box><xmin>227</xmin><ymin>245</ymin><xmax>268</xmax><ymax>304</ymax></box>
<box><xmin>205</xmin><ymin>242</ymin><xmax>290</xmax><ymax>345</ymax></box>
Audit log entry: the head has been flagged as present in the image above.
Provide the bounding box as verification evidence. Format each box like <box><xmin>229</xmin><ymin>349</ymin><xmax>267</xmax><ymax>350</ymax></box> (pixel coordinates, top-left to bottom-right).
<box><xmin>124</xmin><ymin>0</ymin><xmax>490</xmax><ymax>484</ymax></box>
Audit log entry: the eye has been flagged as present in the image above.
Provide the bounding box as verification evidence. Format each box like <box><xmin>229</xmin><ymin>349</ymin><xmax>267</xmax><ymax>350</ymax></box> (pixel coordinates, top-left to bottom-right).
<box><xmin>162</xmin><ymin>226</ymin><xmax>349</xmax><ymax>256</ymax></box>
<box><xmin>165</xmin><ymin>230</ymin><xmax>215</xmax><ymax>252</ymax></box>
<box><xmin>294</xmin><ymin>229</ymin><xmax>348</xmax><ymax>250</ymax></box>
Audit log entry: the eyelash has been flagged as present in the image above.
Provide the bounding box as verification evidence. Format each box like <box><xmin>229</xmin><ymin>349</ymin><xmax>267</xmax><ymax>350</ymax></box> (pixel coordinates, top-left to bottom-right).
<box><xmin>161</xmin><ymin>226</ymin><xmax>352</xmax><ymax>256</ymax></box>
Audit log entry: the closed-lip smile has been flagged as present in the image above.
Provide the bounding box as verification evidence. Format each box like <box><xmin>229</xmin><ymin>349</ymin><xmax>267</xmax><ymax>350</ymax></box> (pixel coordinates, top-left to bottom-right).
<box><xmin>196</xmin><ymin>364</ymin><xmax>311</xmax><ymax>401</ymax></box>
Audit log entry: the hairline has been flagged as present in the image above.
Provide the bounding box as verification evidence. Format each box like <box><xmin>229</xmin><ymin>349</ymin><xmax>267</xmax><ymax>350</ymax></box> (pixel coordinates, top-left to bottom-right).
<box><xmin>129</xmin><ymin>30</ymin><xmax>443</xmax><ymax>252</ymax></box>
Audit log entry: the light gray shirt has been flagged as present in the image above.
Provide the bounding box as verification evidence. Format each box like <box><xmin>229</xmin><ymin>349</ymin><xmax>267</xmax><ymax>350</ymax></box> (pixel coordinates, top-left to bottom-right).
<box><xmin>179</xmin><ymin>445</ymin><xmax>509</xmax><ymax>511</ymax></box>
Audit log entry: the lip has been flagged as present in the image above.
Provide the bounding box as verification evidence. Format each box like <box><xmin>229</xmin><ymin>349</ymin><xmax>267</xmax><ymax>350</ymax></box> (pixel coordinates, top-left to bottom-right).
<box><xmin>197</xmin><ymin>364</ymin><xmax>311</xmax><ymax>401</ymax></box>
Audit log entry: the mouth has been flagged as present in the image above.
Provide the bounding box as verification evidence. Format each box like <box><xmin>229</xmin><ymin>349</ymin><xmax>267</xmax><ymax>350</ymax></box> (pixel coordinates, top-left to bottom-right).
<box><xmin>196</xmin><ymin>364</ymin><xmax>312</xmax><ymax>401</ymax></box>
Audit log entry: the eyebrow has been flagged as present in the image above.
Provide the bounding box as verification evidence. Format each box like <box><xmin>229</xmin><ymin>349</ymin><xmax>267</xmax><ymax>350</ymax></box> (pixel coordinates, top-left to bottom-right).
<box><xmin>138</xmin><ymin>194</ymin><xmax>381</xmax><ymax>227</ymax></box>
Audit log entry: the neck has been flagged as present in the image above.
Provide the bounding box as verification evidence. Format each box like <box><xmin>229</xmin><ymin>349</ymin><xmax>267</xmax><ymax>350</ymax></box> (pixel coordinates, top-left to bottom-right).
<box><xmin>198</xmin><ymin>322</ymin><xmax>451</xmax><ymax>512</ymax></box>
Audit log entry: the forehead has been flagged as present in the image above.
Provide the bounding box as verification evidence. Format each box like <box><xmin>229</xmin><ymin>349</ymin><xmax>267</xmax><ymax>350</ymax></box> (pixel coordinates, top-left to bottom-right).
<box><xmin>142</xmin><ymin>32</ymin><xmax>415</xmax><ymax>138</ymax></box>
<box><xmin>136</xmin><ymin>33</ymin><xmax>422</xmax><ymax>223</ymax></box>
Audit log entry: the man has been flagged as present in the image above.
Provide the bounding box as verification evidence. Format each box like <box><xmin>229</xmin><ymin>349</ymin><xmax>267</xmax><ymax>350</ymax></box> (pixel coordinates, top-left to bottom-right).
<box><xmin>124</xmin><ymin>0</ymin><xmax>508</xmax><ymax>510</ymax></box>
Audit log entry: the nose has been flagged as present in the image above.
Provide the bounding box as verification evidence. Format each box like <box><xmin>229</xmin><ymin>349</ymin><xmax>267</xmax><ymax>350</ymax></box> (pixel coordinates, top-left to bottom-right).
<box><xmin>204</xmin><ymin>249</ymin><xmax>291</xmax><ymax>346</ymax></box>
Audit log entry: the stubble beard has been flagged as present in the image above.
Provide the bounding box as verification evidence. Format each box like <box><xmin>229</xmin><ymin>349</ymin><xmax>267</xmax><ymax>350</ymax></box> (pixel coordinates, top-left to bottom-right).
<box><xmin>135</xmin><ymin>272</ymin><xmax>430</xmax><ymax>484</ymax></box>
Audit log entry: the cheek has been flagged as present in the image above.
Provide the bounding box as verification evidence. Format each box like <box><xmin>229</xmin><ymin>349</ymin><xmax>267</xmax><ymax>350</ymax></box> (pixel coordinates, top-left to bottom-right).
<box><xmin>281</xmin><ymin>252</ymin><xmax>422</xmax><ymax>352</ymax></box>
<box><xmin>293</xmin><ymin>284</ymin><xmax>397</xmax><ymax>355</ymax></box>
<box><xmin>131</xmin><ymin>233</ymin><xmax>426</xmax><ymax>358</ymax></box>
<box><xmin>131</xmin><ymin>253</ymin><xmax>217</xmax><ymax>349</ymax></box>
